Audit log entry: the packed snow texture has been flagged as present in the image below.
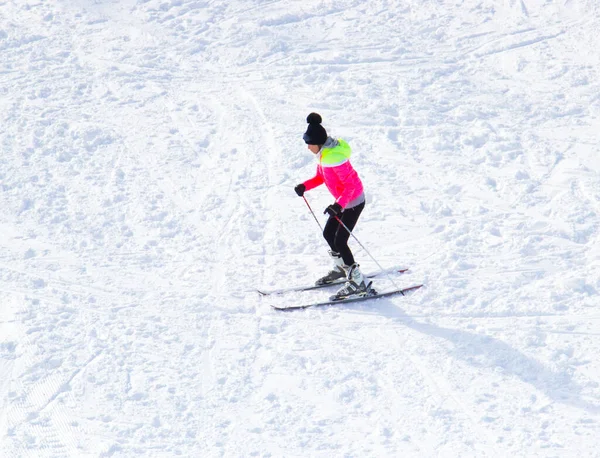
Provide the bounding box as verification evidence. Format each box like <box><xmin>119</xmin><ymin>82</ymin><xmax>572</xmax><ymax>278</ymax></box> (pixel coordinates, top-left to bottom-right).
<box><xmin>1</xmin><ymin>0</ymin><xmax>600</xmax><ymax>456</ymax></box>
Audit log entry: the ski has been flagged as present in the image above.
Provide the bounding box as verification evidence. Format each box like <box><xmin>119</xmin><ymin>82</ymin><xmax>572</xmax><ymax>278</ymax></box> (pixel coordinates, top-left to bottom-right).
<box><xmin>271</xmin><ymin>284</ymin><xmax>423</xmax><ymax>310</ymax></box>
<box><xmin>257</xmin><ymin>268</ymin><xmax>408</xmax><ymax>296</ymax></box>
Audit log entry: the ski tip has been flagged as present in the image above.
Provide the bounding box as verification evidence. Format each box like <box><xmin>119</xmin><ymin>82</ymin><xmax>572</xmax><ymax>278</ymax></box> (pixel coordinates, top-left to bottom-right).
<box><xmin>404</xmin><ymin>284</ymin><xmax>424</xmax><ymax>294</ymax></box>
<box><xmin>270</xmin><ymin>304</ymin><xmax>307</xmax><ymax>311</ymax></box>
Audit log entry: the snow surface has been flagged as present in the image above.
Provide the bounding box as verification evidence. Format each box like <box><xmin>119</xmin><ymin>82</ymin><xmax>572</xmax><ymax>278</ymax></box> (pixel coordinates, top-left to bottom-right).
<box><xmin>1</xmin><ymin>0</ymin><xmax>600</xmax><ymax>456</ymax></box>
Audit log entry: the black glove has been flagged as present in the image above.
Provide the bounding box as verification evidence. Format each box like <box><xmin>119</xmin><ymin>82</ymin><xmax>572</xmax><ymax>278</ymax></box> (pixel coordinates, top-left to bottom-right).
<box><xmin>324</xmin><ymin>202</ymin><xmax>343</xmax><ymax>217</ymax></box>
<box><xmin>294</xmin><ymin>183</ymin><xmax>306</xmax><ymax>197</ymax></box>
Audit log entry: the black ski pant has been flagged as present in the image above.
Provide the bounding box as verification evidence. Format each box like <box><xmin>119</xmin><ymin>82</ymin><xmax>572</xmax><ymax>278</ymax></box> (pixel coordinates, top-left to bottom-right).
<box><xmin>323</xmin><ymin>201</ymin><xmax>365</xmax><ymax>267</ymax></box>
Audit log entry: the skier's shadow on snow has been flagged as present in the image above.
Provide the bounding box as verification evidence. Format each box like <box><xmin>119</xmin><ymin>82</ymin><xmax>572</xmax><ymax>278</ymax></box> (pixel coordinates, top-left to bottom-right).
<box><xmin>368</xmin><ymin>300</ymin><xmax>600</xmax><ymax>414</ymax></box>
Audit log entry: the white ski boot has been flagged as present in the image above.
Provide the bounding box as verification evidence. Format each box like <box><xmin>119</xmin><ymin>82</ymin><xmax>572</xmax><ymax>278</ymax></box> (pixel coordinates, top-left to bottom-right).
<box><xmin>315</xmin><ymin>250</ymin><xmax>348</xmax><ymax>285</ymax></box>
<box><xmin>331</xmin><ymin>263</ymin><xmax>375</xmax><ymax>300</ymax></box>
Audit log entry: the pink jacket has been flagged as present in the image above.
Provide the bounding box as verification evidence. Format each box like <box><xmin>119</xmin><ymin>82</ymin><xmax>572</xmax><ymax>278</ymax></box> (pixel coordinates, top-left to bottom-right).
<box><xmin>302</xmin><ymin>138</ymin><xmax>365</xmax><ymax>209</ymax></box>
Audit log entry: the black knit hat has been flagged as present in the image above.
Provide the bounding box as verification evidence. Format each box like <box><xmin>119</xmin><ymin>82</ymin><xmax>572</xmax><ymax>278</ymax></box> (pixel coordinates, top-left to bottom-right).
<box><xmin>303</xmin><ymin>112</ymin><xmax>328</xmax><ymax>145</ymax></box>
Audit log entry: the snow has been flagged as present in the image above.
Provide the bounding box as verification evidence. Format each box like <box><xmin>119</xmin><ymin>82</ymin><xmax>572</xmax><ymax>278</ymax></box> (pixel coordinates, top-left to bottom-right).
<box><xmin>1</xmin><ymin>0</ymin><xmax>600</xmax><ymax>456</ymax></box>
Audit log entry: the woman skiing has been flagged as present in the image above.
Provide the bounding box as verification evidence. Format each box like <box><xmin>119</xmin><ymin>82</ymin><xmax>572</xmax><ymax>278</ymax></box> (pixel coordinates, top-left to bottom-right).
<box><xmin>294</xmin><ymin>112</ymin><xmax>371</xmax><ymax>299</ymax></box>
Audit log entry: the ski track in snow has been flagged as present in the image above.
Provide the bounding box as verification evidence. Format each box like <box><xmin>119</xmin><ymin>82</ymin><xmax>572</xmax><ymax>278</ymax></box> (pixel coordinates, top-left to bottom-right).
<box><xmin>1</xmin><ymin>0</ymin><xmax>600</xmax><ymax>456</ymax></box>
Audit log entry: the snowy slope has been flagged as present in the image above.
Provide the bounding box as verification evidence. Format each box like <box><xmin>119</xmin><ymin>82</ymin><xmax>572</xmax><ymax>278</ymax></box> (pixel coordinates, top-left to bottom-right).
<box><xmin>1</xmin><ymin>0</ymin><xmax>600</xmax><ymax>456</ymax></box>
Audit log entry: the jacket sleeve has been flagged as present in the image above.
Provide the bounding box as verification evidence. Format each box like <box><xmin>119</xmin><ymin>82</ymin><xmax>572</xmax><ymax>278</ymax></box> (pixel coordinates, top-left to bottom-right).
<box><xmin>331</xmin><ymin>162</ymin><xmax>363</xmax><ymax>208</ymax></box>
<box><xmin>303</xmin><ymin>165</ymin><xmax>324</xmax><ymax>191</ymax></box>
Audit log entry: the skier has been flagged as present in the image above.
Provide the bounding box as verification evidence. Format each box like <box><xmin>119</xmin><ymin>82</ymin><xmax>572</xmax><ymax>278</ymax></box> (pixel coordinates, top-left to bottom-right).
<box><xmin>294</xmin><ymin>112</ymin><xmax>371</xmax><ymax>299</ymax></box>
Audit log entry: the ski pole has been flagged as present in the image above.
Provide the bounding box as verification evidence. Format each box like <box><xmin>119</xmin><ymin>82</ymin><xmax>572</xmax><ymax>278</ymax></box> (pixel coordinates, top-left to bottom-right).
<box><xmin>303</xmin><ymin>196</ymin><xmax>400</xmax><ymax>291</ymax></box>
<box><xmin>333</xmin><ymin>214</ymin><xmax>401</xmax><ymax>292</ymax></box>
<box><xmin>302</xmin><ymin>196</ymin><xmax>323</xmax><ymax>232</ymax></box>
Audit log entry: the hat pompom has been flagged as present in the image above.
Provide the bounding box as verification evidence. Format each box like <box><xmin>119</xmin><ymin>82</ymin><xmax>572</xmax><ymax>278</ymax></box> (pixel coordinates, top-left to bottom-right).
<box><xmin>306</xmin><ymin>112</ymin><xmax>322</xmax><ymax>124</ymax></box>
